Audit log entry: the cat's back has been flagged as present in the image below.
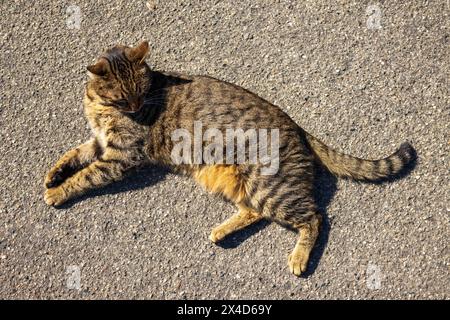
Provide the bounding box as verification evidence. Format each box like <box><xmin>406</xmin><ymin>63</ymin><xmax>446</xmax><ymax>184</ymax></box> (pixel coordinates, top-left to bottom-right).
<box><xmin>163</xmin><ymin>73</ymin><xmax>298</xmax><ymax>131</ymax></box>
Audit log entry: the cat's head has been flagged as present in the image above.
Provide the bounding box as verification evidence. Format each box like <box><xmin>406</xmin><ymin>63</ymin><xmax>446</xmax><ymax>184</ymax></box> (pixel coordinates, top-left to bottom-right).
<box><xmin>86</xmin><ymin>41</ymin><xmax>151</xmax><ymax>113</ymax></box>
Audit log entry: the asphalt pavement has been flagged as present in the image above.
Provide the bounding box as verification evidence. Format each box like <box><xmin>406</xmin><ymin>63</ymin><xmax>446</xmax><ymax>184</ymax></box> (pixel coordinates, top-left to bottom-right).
<box><xmin>0</xmin><ymin>0</ymin><xmax>448</xmax><ymax>299</ymax></box>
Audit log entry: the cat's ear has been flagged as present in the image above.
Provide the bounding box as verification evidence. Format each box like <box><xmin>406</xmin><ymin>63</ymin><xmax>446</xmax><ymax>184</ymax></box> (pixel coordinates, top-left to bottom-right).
<box><xmin>87</xmin><ymin>58</ymin><xmax>109</xmax><ymax>78</ymax></box>
<box><xmin>128</xmin><ymin>41</ymin><xmax>149</xmax><ymax>64</ymax></box>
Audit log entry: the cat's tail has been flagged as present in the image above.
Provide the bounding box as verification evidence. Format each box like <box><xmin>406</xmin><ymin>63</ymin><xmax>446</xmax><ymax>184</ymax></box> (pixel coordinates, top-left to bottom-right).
<box><xmin>304</xmin><ymin>131</ymin><xmax>416</xmax><ymax>181</ymax></box>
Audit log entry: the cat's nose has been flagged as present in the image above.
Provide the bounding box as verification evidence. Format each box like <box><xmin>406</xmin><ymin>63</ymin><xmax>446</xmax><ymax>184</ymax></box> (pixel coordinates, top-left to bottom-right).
<box><xmin>129</xmin><ymin>97</ymin><xmax>143</xmax><ymax>112</ymax></box>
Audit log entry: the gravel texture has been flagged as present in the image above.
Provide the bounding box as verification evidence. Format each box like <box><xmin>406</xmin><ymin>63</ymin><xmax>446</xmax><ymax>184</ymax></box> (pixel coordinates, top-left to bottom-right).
<box><xmin>0</xmin><ymin>0</ymin><xmax>448</xmax><ymax>299</ymax></box>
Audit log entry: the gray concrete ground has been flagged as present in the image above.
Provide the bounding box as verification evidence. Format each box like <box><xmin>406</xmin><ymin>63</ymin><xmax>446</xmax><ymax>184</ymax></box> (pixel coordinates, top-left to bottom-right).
<box><xmin>0</xmin><ymin>1</ymin><xmax>448</xmax><ymax>299</ymax></box>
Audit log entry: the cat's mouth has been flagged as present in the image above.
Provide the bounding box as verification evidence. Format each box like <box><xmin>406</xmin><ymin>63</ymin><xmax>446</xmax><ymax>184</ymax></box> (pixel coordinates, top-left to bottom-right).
<box><xmin>120</xmin><ymin>102</ymin><xmax>143</xmax><ymax>113</ymax></box>
<box><xmin>128</xmin><ymin>97</ymin><xmax>144</xmax><ymax>113</ymax></box>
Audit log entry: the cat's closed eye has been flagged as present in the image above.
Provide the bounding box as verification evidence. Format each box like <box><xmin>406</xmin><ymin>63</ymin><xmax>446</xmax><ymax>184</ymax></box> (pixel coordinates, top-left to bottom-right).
<box><xmin>114</xmin><ymin>99</ymin><xmax>129</xmax><ymax>108</ymax></box>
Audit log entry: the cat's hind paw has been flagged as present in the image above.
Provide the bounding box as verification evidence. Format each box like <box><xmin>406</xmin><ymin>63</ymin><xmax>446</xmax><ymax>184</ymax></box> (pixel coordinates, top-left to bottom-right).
<box><xmin>288</xmin><ymin>250</ymin><xmax>309</xmax><ymax>277</ymax></box>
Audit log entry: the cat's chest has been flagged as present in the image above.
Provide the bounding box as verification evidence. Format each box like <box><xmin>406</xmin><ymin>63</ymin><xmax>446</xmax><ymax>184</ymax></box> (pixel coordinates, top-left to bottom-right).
<box><xmin>84</xmin><ymin>98</ymin><xmax>126</xmax><ymax>149</ymax></box>
<box><xmin>95</xmin><ymin>127</ymin><xmax>108</xmax><ymax>149</ymax></box>
<box><xmin>87</xmin><ymin>116</ymin><xmax>109</xmax><ymax>149</ymax></box>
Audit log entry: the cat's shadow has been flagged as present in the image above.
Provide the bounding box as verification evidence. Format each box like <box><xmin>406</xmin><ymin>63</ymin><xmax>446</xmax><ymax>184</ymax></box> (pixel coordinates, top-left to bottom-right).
<box><xmin>59</xmin><ymin>162</ymin><xmax>337</xmax><ymax>278</ymax></box>
<box><xmin>59</xmin><ymin>148</ymin><xmax>416</xmax><ymax>278</ymax></box>
<box><xmin>216</xmin><ymin>164</ymin><xmax>337</xmax><ymax>279</ymax></box>
<box><xmin>216</xmin><ymin>148</ymin><xmax>417</xmax><ymax>278</ymax></box>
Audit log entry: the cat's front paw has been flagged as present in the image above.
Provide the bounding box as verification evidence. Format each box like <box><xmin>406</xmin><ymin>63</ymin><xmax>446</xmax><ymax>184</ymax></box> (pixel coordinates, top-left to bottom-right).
<box><xmin>288</xmin><ymin>250</ymin><xmax>309</xmax><ymax>277</ymax></box>
<box><xmin>44</xmin><ymin>168</ymin><xmax>66</xmax><ymax>189</ymax></box>
<box><xmin>44</xmin><ymin>186</ymin><xmax>69</xmax><ymax>207</ymax></box>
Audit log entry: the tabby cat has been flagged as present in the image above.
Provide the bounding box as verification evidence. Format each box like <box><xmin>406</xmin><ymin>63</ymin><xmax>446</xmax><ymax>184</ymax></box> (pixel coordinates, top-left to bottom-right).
<box><xmin>44</xmin><ymin>41</ymin><xmax>415</xmax><ymax>276</ymax></box>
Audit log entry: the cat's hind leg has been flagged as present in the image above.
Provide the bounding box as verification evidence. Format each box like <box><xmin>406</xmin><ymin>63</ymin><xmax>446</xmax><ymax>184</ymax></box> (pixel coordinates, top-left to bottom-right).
<box><xmin>253</xmin><ymin>157</ymin><xmax>320</xmax><ymax>276</ymax></box>
<box><xmin>192</xmin><ymin>164</ymin><xmax>262</xmax><ymax>242</ymax></box>
<box><xmin>209</xmin><ymin>204</ymin><xmax>262</xmax><ymax>243</ymax></box>
<box><xmin>287</xmin><ymin>212</ymin><xmax>322</xmax><ymax>276</ymax></box>
<box><xmin>270</xmin><ymin>194</ymin><xmax>321</xmax><ymax>276</ymax></box>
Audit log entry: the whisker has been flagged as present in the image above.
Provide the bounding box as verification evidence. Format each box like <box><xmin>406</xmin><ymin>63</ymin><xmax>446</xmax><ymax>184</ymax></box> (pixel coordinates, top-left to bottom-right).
<box><xmin>144</xmin><ymin>97</ymin><xmax>167</xmax><ymax>103</ymax></box>
<box><xmin>145</xmin><ymin>92</ymin><xmax>166</xmax><ymax>98</ymax></box>
<box><xmin>144</xmin><ymin>95</ymin><xmax>166</xmax><ymax>101</ymax></box>
<box><xmin>146</xmin><ymin>87</ymin><xmax>168</xmax><ymax>97</ymax></box>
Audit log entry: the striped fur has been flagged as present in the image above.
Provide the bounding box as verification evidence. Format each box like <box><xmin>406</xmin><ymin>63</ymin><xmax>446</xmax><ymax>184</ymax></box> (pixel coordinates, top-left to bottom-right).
<box><xmin>304</xmin><ymin>132</ymin><xmax>416</xmax><ymax>181</ymax></box>
<box><xmin>44</xmin><ymin>41</ymin><xmax>416</xmax><ymax>276</ymax></box>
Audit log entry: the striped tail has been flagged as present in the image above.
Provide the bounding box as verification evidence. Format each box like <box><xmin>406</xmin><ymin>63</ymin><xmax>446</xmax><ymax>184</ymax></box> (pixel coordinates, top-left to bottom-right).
<box><xmin>304</xmin><ymin>132</ymin><xmax>416</xmax><ymax>181</ymax></box>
